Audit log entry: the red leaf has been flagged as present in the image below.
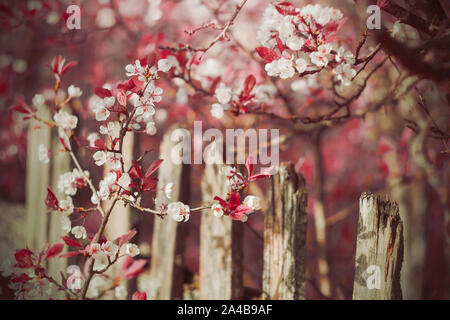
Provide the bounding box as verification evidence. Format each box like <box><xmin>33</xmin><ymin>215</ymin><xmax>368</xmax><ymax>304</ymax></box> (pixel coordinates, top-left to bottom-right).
<box><xmin>213</xmin><ymin>196</ymin><xmax>228</xmax><ymax>208</ymax></box>
<box><xmin>14</xmin><ymin>248</ymin><xmax>33</xmax><ymax>268</ymax></box>
<box><xmin>61</xmin><ymin>236</ymin><xmax>82</xmax><ymax>248</ymax></box>
<box><xmin>230</xmin><ymin>205</ymin><xmax>253</xmax><ymax>220</ymax></box>
<box><xmin>243</xmin><ymin>75</ymin><xmax>256</xmax><ymax>97</ymax></box>
<box><xmin>228</xmin><ymin>192</ymin><xmax>241</xmax><ymax>211</ymax></box>
<box><xmin>275</xmin><ymin>2</ymin><xmax>297</xmax><ymax>16</ymax></box>
<box><xmin>245</xmin><ymin>155</ymin><xmax>254</xmax><ymax>177</ymax></box>
<box><xmin>94</xmin><ymin>87</ymin><xmax>112</xmax><ymax>98</ymax></box>
<box><xmin>45</xmin><ymin>187</ymin><xmax>59</xmax><ymax>210</ymax></box>
<box><xmin>46</xmin><ymin>243</ymin><xmax>65</xmax><ymax>259</ymax></box>
<box><xmin>124</xmin><ymin>259</ymin><xmax>147</xmax><ymax>279</ymax></box>
<box><xmin>249</xmin><ymin>166</ymin><xmax>275</xmax><ymax>181</ymax></box>
<box><xmin>117</xmin><ymin>91</ymin><xmax>127</xmax><ymax>107</ymax></box>
<box><xmin>144</xmin><ymin>159</ymin><xmax>163</xmax><ymax>179</ymax></box>
<box><xmin>94</xmin><ymin>139</ymin><xmax>107</xmax><ymax>150</ymax></box>
<box><xmin>11</xmin><ymin>273</ymin><xmax>33</xmax><ymax>283</ymax></box>
<box><xmin>130</xmin><ymin>160</ymin><xmax>143</xmax><ymax>179</ymax></box>
<box><xmin>61</xmin><ymin>61</ymin><xmax>78</xmax><ymax>76</ymax></box>
<box><xmin>115</xmin><ymin>229</ymin><xmax>137</xmax><ymax>247</ymax></box>
<box><xmin>59</xmin><ymin>251</ymin><xmax>81</xmax><ymax>258</ymax></box>
<box><xmin>11</xmin><ymin>104</ymin><xmax>31</xmax><ymax>114</ymax></box>
<box><xmin>255</xmin><ymin>47</ymin><xmax>279</xmax><ymax>63</ymax></box>
<box><xmin>117</xmin><ymin>78</ymin><xmax>136</xmax><ymax>92</ymax></box>
<box><xmin>132</xmin><ymin>291</ymin><xmax>147</xmax><ymax>300</ymax></box>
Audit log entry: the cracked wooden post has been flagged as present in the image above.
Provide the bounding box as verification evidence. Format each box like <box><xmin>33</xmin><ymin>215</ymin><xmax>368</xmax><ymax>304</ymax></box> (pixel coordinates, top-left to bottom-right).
<box><xmin>263</xmin><ymin>162</ymin><xmax>308</xmax><ymax>300</ymax></box>
<box><xmin>352</xmin><ymin>192</ymin><xmax>404</xmax><ymax>300</ymax></box>
<box><xmin>199</xmin><ymin>162</ymin><xmax>244</xmax><ymax>300</ymax></box>
<box><xmin>147</xmin><ymin>126</ymin><xmax>190</xmax><ymax>299</ymax></box>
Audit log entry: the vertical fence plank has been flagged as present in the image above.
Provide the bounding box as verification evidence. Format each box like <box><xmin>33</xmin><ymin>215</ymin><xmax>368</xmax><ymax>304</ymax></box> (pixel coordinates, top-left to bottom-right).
<box><xmin>48</xmin><ymin>131</ymin><xmax>70</xmax><ymax>285</ymax></box>
<box><xmin>147</xmin><ymin>127</ymin><xmax>190</xmax><ymax>299</ymax></box>
<box><xmin>199</xmin><ymin>163</ymin><xmax>243</xmax><ymax>300</ymax></box>
<box><xmin>263</xmin><ymin>162</ymin><xmax>308</xmax><ymax>300</ymax></box>
<box><xmin>25</xmin><ymin>107</ymin><xmax>51</xmax><ymax>251</ymax></box>
<box><xmin>352</xmin><ymin>192</ymin><xmax>404</xmax><ymax>300</ymax></box>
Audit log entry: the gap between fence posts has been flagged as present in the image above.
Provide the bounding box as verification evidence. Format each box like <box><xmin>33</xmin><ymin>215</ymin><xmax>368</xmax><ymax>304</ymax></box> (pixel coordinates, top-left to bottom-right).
<box><xmin>352</xmin><ymin>192</ymin><xmax>404</xmax><ymax>300</ymax></box>
<box><xmin>263</xmin><ymin>162</ymin><xmax>308</xmax><ymax>300</ymax></box>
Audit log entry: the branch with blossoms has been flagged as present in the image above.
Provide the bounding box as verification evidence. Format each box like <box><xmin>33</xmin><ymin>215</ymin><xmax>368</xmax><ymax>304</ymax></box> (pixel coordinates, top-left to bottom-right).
<box><xmin>6</xmin><ymin>46</ymin><xmax>274</xmax><ymax>298</ymax></box>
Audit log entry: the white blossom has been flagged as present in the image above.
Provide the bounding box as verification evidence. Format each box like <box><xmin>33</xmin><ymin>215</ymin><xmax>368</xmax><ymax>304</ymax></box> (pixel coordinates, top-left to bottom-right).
<box><xmin>38</xmin><ymin>144</ymin><xmax>50</xmax><ymax>164</ymax></box>
<box><xmin>60</xmin><ymin>196</ymin><xmax>74</xmax><ymax>214</ymax></box>
<box><xmin>265</xmin><ymin>58</ymin><xmax>295</xmax><ymax>79</ymax></box>
<box><xmin>243</xmin><ymin>195</ymin><xmax>261</xmax><ymax>211</ymax></box>
<box><xmin>125</xmin><ymin>243</ymin><xmax>140</xmax><ymax>257</ymax></box>
<box><xmin>118</xmin><ymin>172</ymin><xmax>131</xmax><ymax>189</ymax></box>
<box><xmin>167</xmin><ymin>201</ymin><xmax>190</xmax><ymax>222</ymax></box>
<box><xmin>333</xmin><ymin>63</ymin><xmax>356</xmax><ymax>87</ymax></box>
<box><xmin>145</xmin><ymin>122</ymin><xmax>157</xmax><ymax>135</ymax></box>
<box><xmin>157</xmin><ymin>55</ymin><xmax>179</xmax><ymax>73</ymax></box>
<box><xmin>215</xmin><ymin>83</ymin><xmax>233</xmax><ymax>105</ymax></box>
<box><xmin>164</xmin><ymin>182</ymin><xmax>174</xmax><ymax>199</ymax></box>
<box><xmin>53</xmin><ymin>110</ymin><xmax>78</xmax><ymax>130</ymax></box>
<box><xmin>295</xmin><ymin>58</ymin><xmax>307</xmax><ymax>73</ymax></box>
<box><xmin>211</xmin><ymin>204</ymin><xmax>224</xmax><ymax>217</ymax></box>
<box><xmin>60</xmin><ymin>215</ymin><xmax>71</xmax><ymax>234</ymax></box>
<box><xmin>71</xmin><ymin>225</ymin><xmax>87</xmax><ymax>239</ymax></box>
<box><xmin>68</xmin><ymin>85</ymin><xmax>83</xmax><ymax>98</ymax></box>
<box><xmin>101</xmin><ymin>240</ymin><xmax>118</xmax><ymax>258</ymax></box>
<box><xmin>32</xmin><ymin>94</ymin><xmax>45</xmax><ymax>108</ymax></box>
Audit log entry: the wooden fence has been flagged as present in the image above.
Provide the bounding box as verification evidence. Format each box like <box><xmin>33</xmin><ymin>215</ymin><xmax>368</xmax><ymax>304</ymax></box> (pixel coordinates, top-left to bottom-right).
<box><xmin>141</xmin><ymin>129</ymin><xmax>405</xmax><ymax>300</ymax></box>
<box><xmin>19</xmin><ymin>125</ymin><xmax>406</xmax><ymax>300</ymax></box>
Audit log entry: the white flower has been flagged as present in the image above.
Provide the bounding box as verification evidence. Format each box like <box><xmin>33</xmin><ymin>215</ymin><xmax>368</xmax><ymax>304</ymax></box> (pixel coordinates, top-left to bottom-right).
<box><xmin>60</xmin><ymin>196</ymin><xmax>74</xmax><ymax>214</ymax></box>
<box><xmin>57</xmin><ymin>169</ymin><xmax>86</xmax><ymax>196</ymax></box>
<box><xmin>286</xmin><ymin>36</ymin><xmax>304</xmax><ymax>51</ymax></box>
<box><xmin>125</xmin><ymin>243</ymin><xmax>140</xmax><ymax>257</ymax></box>
<box><xmin>92</xmin><ymin>251</ymin><xmax>108</xmax><ymax>272</ymax></box>
<box><xmin>101</xmin><ymin>240</ymin><xmax>118</xmax><ymax>258</ymax></box>
<box><xmin>93</xmin><ymin>151</ymin><xmax>107</xmax><ymax>166</ymax></box>
<box><xmin>155</xmin><ymin>195</ymin><xmax>169</xmax><ymax>211</ymax></box>
<box><xmin>118</xmin><ymin>173</ymin><xmax>131</xmax><ymax>189</ymax></box>
<box><xmin>333</xmin><ymin>63</ymin><xmax>356</xmax><ymax>87</ymax></box>
<box><xmin>68</xmin><ymin>85</ymin><xmax>83</xmax><ymax>98</ymax></box>
<box><xmin>93</xmin><ymin>97</ymin><xmax>115</xmax><ymax>122</ymax></box>
<box><xmin>66</xmin><ymin>265</ymin><xmax>83</xmax><ymax>290</ymax></box>
<box><xmin>254</xmin><ymin>84</ymin><xmax>276</xmax><ymax>103</ymax></box>
<box><xmin>115</xmin><ymin>285</ymin><xmax>127</xmax><ymax>299</ymax></box>
<box><xmin>243</xmin><ymin>195</ymin><xmax>261</xmax><ymax>211</ymax></box>
<box><xmin>53</xmin><ymin>110</ymin><xmax>78</xmax><ymax>130</ymax></box>
<box><xmin>335</xmin><ymin>47</ymin><xmax>355</xmax><ymax>65</ymax></box>
<box><xmin>87</xmin><ymin>132</ymin><xmax>100</xmax><ymax>147</ymax></box>
<box><xmin>134</xmin><ymin>81</ymin><xmax>162</xmax><ymax>109</ymax></box>
<box><xmin>0</xmin><ymin>258</ymin><xmax>14</xmax><ymax>277</ymax></box>
<box><xmin>157</xmin><ymin>55</ymin><xmax>179</xmax><ymax>73</ymax></box>
<box><xmin>211</xmin><ymin>103</ymin><xmax>225</xmax><ymax>119</ymax></box>
<box><xmin>145</xmin><ymin>122</ymin><xmax>157</xmax><ymax>135</ymax></box>
<box><xmin>99</xmin><ymin>121</ymin><xmax>121</xmax><ymax>139</ymax></box>
<box><xmin>125</xmin><ymin>60</ymin><xmax>158</xmax><ymax>82</ymax></box>
<box><xmin>32</xmin><ymin>94</ymin><xmax>45</xmax><ymax>108</ymax></box>
<box><xmin>164</xmin><ymin>182</ymin><xmax>174</xmax><ymax>199</ymax></box>
<box><xmin>167</xmin><ymin>201</ymin><xmax>190</xmax><ymax>222</ymax></box>
<box><xmin>215</xmin><ymin>83</ymin><xmax>232</xmax><ymax>104</ymax></box>
<box><xmin>265</xmin><ymin>58</ymin><xmax>295</xmax><ymax>79</ymax></box>
<box><xmin>89</xmin><ymin>243</ymin><xmax>102</xmax><ymax>258</ymax></box>
<box><xmin>295</xmin><ymin>58</ymin><xmax>307</xmax><ymax>73</ymax></box>
<box><xmin>38</xmin><ymin>144</ymin><xmax>50</xmax><ymax>164</ymax></box>
<box><xmin>71</xmin><ymin>225</ymin><xmax>87</xmax><ymax>239</ymax></box>
<box><xmin>60</xmin><ymin>215</ymin><xmax>71</xmax><ymax>233</ymax></box>
<box><xmin>211</xmin><ymin>204</ymin><xmax>224</xmax><ymax>217</ymax></box>
<box><xmin>310</xmin><ymin>44</ymin><xmax>332</xmax><ymax>67</ymax></box>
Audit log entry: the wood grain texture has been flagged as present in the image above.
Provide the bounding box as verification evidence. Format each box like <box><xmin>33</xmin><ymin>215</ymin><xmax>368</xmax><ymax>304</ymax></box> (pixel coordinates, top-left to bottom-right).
<box><xmin>352</xmin><ymin>192</ymin><xmax>404</xmax><ymax>300</ymax></box>
<box><xmin>263</xmin><ymin>162</ymin><xmax>308</xmax><ymax>300</ymax></box>
<box><xmin>25</xmin><ymin>108</ymin><xmax>51</xmax><ymax>251</ymax></box>
<box><xmin>199</xmin><ymin>163</ymin><xmax>243</xmax><ymax>300</ymax></box>
<box><xmin>147</xmin><ymin>127</ymin><xmax>190</xmax><ymax>300</ymax></box>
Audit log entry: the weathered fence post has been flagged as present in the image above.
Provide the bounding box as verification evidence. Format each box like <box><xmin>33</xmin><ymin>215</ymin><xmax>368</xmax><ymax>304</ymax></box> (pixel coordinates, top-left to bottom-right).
<box><xmin>200</xmin><ymin>163</ymin><xmax>244</xmax><ymax>300</ymax></box>
<box><xmin>263</xmin><ymin>162</ymin><xmax>308</xmax><ymax>300</ymax></box>
<box><xmin>352</xmin><ymin>192</ymin><xmax>404</xmax><ymax>300</ymax></box>
<box><xmin>48</xmin><ymin>131</ymin><xmax>70</xmax><ymax>283</ymax></box>
<box><xmin>25</xmin><ymin>107</ymin><xmax>51</xmax><ymax>251</ymax></box>
<box><xmin>147</xmin><ymin>126</ymin><xmax>190</xmax><ymax>299</ymax></box>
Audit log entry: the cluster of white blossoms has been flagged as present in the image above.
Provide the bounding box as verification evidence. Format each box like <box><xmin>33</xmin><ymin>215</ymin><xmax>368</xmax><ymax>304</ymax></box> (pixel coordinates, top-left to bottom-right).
<box><xmin>93</xmin><ymin>96</ymin><xmax>115</xmax><ymax>121</ymax></box>
<box><xmin>57</xmin><ymin>168</ymin><xmax>88</xmax><ymax>196</ymax></box>
<box><xmin>257</xmin><ymin>3</ymin><xmax>357</xmax><ymax>87</ymax></box>
<box><xmin>91</xmin><ymin>170</ymin><xmax>131</xmax><ymax>205</ymax></box>
<box><xmin>38</xmin><ymin>144</ymin><xmax>50</xmax><ymax>164</ymax></box>
<box><xmin>89</xmin><ymin>240</ymin><xmax>140</xmax><ymax>271</ymax></box>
